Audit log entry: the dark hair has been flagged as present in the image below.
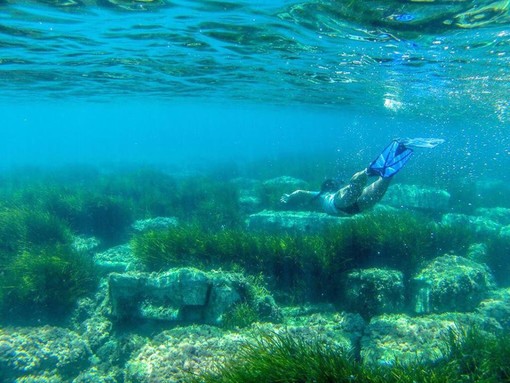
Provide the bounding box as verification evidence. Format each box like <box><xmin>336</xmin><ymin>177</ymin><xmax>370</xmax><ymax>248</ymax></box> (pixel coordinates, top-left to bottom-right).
<box><xmin>320</xmin><ymin>179</ymin><xmax>341</xmax><ymax>194</ymax></box>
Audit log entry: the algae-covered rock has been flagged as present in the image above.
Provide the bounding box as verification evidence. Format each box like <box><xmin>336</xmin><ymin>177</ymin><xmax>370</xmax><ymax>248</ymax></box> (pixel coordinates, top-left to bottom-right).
<box><xmin>344</xmin><ymin>268</ymin><xmax>404</xmax><ymax>317</ymax></box>
<box><xmin>125</xmin><ymin>312</ymin><xmax>364</xmax><ymax>383</ymax></box>
<box><xmin>0</xmin><ymin>326</ymin><xmax>91</xmax><ymax>382</ymax></box>
<box><xmin>72</xmin><ymin>236</ymin><xmax>101</xmax><ymax>254</ymax></box>
<box><xmin>412</xmin><ymin>254</ymin><xmax>496</xmax><ymax>314</ymax></box>
<box><xmin>246</xmin><ymin>209</ymin><xmax>347</xmax><ymax>234</ymax></box>
<box><xmin>475</xmin><ymin>207</ymin><xmax>510</xmax><ymax>226</ymax></box>
<box><xmin>466</xmin><ymin>242</ymin><xmax>489</xmax><ymax>265</ymax></box>
<box><xmin>124</xmin><ymin>326</ymin><xmax>244</xmax><ymax>383</ymax></box>
<box><xmin>360</xmin><ymin>312</ymin><xmax>497</xmax><ymax>366</ymax></box>
<box><xmin>383</xmin><ymin>184</ymin><xmax>450</xmax><ymax>211</ymax></box>
<box><xmin>131</xmin><ymin>217</ymin><xmax>178</xmax><ymax>233</ymax></box>
<box><xmin>262</xmin><ymin>176</ymin><xmax>308</xmax><ymax>190</ymax></box>
<box><xmin>441</xmin><ymin>213</ymin><xmax>500</xmax><ymax>237</ymax></box>
<box><xmin>477</xmin><ymin>288</ymin><xmax>510</xmax><ymax>331</ymax></box>
<box><xmin>108</xmin><ymin>268</ymin><xmax>280</xmax><ymax>325</ymax></box>
<box><xmin>93</xmin><ymin>244</ymin><xmax>137</xmax><ymax>274</ymax></box>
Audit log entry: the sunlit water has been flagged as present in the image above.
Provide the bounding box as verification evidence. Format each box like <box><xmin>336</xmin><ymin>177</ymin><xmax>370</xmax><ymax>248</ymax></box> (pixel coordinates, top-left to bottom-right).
<box><xmin>0</xmin><ymin>0</ymin><xmax>509</xmax><ymax>173</ymax></box>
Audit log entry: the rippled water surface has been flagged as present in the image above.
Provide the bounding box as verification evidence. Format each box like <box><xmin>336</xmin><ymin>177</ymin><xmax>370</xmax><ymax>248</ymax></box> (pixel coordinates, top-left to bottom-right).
<box><xmin>1</xmin><ymin>0</ymin><xmax>509</xmax><ymax>121</ymax></box>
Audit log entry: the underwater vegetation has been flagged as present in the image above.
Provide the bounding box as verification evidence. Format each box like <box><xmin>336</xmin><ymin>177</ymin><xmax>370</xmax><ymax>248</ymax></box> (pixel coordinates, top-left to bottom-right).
<box><xmin>0</xmin><ymin>245</ymin><xmax>97</xmax><ymax>323</ymax></box>
<box><xmin>131</xmin><ymin>209</ymin><xmax>479</xmax><ymax>305</ymax></box>
<box><xmin>192</xmin><ymin>328</ymin><xmax>510</xmax><ymax>383</ymax></box>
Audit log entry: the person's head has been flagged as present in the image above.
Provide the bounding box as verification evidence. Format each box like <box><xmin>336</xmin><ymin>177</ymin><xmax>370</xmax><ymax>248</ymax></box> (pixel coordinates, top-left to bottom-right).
<box><xmin>320</xmin><ymin>179</ymin><xmax>341</xmax><ymax>195</ymax></box>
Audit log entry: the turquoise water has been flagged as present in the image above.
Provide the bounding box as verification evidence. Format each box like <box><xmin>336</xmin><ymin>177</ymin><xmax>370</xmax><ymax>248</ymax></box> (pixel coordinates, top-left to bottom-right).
<box><xmin>1</xmin><ymin>1</ymin><xmax>510</xmax><ymax>382</ymax></box>
<box><xmin>1</xmin><ymin>0</ymin><xmax>509</xmax><ymax>173</ymax></box>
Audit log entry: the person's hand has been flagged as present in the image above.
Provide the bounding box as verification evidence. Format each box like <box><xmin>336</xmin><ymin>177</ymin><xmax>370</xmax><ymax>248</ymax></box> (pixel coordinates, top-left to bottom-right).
<box><xmin>280</xmin><ymin>193</ymin><xmax>291</xmax><ymax>204</ymax></box>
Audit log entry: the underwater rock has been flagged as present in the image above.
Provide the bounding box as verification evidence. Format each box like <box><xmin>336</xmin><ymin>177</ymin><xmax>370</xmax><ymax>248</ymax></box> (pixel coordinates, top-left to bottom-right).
<box><xmin>477</xmin><ymin>288</ymin><xmax>510</xmax><ymax>331</ymax></box>
<box><xmin>72</xmin><ymin>367</ymin><xmax>118</xmax><ymax>383</ymax></box>
<box><xmin>360</xmin><ymin>312</ymin><xmax>497</xmax><ymax>366</ymax></box>
<box><xmin>475</xmin><ymin>207</ymin><xmax>510</xmax><ymax>226</ymax></box>
<box><xmin>238</xmin><ymin>190</ymin><xmax>262</xmax><ymax>214</ymax></box>
<box><xmin>0</xmin><ymin>326</ymin><xmax>91</xmax><ymax>381</ymax></box>
<box><xmin>474</xmin><ymin>179</ymin><xmax>510</xmax><ymax>208</ymax></box>
<box><xmin>93</xmin><ymin>244</ymin><xmax>137</xmax><ymax>274</ymax></box>
<box><xmin>466</xmin><ymin>242</ymin><xmax>490</xmax><ymax>264</ymax></box>
<box><xmin>499</xmin><ymin>224</ymin><xmax>510</xmax><ymax>241</ymax></box>
<box><xmin>72</xmin><ymin>235</ymin><xmax>101</xmax><ymax>254</ymax></box>
<box><xmin>131</xmin><ymin>216</ymin><xmax>179</xmax><ymax>233</ymax></box>
<box><xmin>246</xmin><ymin>209</ymin><xmax>347</xmax><ymax>234</ymax></box>
<box><xmin>125</xmin><ymin>326</ymin><xmax>244</xmax><ymax>383</ymax></box>
<box><xmin>412</xmin><ymin>254</ymin><xmax>496</xmax><ymax>314</ymax></box>
<box><xmin>231</xmin><ymin>178</ymin><xmax>262</xmax><ymax>214</ymax></box>
<box><xmin>441</xmin><ymin>213</ymin><xmax>501</xmax><ymax>237</ymax></box>
<box><xmin>281</xmin><ymin>310</ymin><xmax>366</xmax><ymax>355</ymax></box>
<box><xmin>125</xmin><ymin>313</ymin><xmax>363</xmax><ymax>383</ymax></box>
<box><xmin>343</xmin><ymin>268</ymin><xmax>405</xmax><ymax>318</ymax></box>
<box><xmin>383</xmin><ymin>184</ymin><xmax>450</xmax><ymax>211</ymax></box>
<box><xmin>108</xmin><ymin>268</ymin><xmax>280</xmax><ymax>325</ymax></box>
<box><xmin>262</xmin><ymin>175</ymin><xmax>308</xmax><ymax>189</ymax></box>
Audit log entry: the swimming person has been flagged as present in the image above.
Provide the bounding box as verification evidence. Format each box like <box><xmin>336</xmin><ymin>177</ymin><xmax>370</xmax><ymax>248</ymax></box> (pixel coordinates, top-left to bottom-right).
<box><xmin>280</xmin><ymin>138</ymin><xmax>444</xmax><ymax>216</ymax></box>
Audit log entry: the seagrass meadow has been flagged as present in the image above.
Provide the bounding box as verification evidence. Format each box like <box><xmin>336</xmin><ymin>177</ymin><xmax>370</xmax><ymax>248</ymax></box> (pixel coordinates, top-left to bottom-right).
<box><xmin>1</xmin><ymin>0</ymin><xmax>510</xmax><ymax>381</ymax></box>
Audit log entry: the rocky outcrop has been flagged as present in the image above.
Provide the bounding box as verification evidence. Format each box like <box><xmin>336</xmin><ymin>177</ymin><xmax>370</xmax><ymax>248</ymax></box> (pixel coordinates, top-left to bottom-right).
<box><xmin>131</xmin><ymin>216</ymin><xmax>178</xmax><ymax>233</ymax></box>
<box><xmin>0</xmin><ymin>326</ymin><xmax>91</xmax><ymax>382</ymax></box>
<box><xmin>475</xmin><ymin>207</ymin><xmax>510</xmax><ymax>226</ymax></box>
<box><xmin>360</xmin><ymin>312</ymin><xmax>497</xmax><ymax>366</ymax></box>
<box><xmin>343</xmin><ymin>268</ymin><xmax>405</xmax><ymax>318</ymax></box>
<box><xmin>383</xmin><ymin>184</ymin><xmax>450</xmax><ymax>211</ymax></box>
<box><xmin>108</xmin><ymin>268</ymin><xmax>280</xmax><ymax>325</ymax></box>
<box><xmin>412</xmin><ymin>254</ymin><xmax>496</xmax><ymax>314</ymax></box>
<box><xmin>93</xmin><ymin>244</ymin><xmax>137</xmax><ymax>274</ymax></box>
<box><xmin>441</xmin><ymin>213</ymin><xmax>500</xmax><ymax>237</ymax></box>
<box><xmin>246</xmin><ymin>209</ymin><xmax>347</xmax><ymax>234</ymax></box>
<box><xmin>125</xmin><ymin>312</ymin><xmax>364</xmax><ymax>383</ymax></box>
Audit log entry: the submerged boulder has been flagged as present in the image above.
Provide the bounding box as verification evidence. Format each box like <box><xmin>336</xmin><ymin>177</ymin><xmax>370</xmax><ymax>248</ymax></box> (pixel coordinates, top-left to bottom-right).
<box><xmin>93</xmin><ymin>244</ymin><xmax>137</xmax><ymax>274</ymax></box>
<box><xmin>131</xmin><ymin>216</ymin><xmax>179</xmax><ymax>233</ymax></box>
<box><xmin>475</xmin><ymin>207</ymin><xmax>510</xmax><ymax>226</ymax></box>
<box><xmin>441</xmin><ymin>213</ymin><xmax>500</xmax><ymax>237</ymax></box>
<box><xmin>412</xmin><ymin>254</ymin><xmax>496</xmax><ymax>314</ymax></box>
<box><xmin>383</xmin><ymin>184</ymin><xmax>450</xmax><ymax>211</ymax></box>
<box><xmin>125</xmin><ymin>312</ymin><xmax>364</xmax><ymax>383</ymax></box>
<box><xmin>246</xmin><ymin>209</ymin><xmax>347</xmax><ymax>234</ymax></box>
<box><xmin>361</xmin><ymin>312</ymin><xmax>496</xmax><ymax>366</ymax></box>
<box><xmin>108</xmin><ymin>268</ymin><xmax>280</xmax><ymax>325</ymax></box>
<box><xmin>262</xmin><ymin>176</ymin><xmax>309</xmax><ymax>190</ymax></box>
<box><xmin>477</xmin><ymin>288</ymin><xmax>510</xmax><ymax>331</ymax></box>
<box><xmin>0</xmin><ymin>326</ymin><xmax>91</xmax><ymax>382</ymax></box>
<box><xmin>343</xmin><ymin>268</ymin><xmax>405</xmax><ymax>318</ymax></box>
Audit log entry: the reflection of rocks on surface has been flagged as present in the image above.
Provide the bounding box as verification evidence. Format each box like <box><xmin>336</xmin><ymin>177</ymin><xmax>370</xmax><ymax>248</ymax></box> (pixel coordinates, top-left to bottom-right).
<box><xmin>0</xmin><ymin>326</ymin><xmax>91</xmax><ymax>382</ymax></box>
<box><xmin>93</xmin><ymin>244</ymin><xmax>136</xmax><ymax>274</ymax></box>
<box><xmin>383</xmin><ymin>184</ymin><xmax>450</xmax><ymax>211</ymax></box>
<box><xmin>131</xmin><ymin>216</ymin><xmax>179</xmax><ymax>233</ymax></box>
<box><xmin>344</xmin><ymin>268</ymin><xmax>404</xmax><ymax>318</ymax></box>
<box><xmin>108</xmin><ymin>268</ymin><xmax>280</xmax><ymax>325</ymax></box>
<box><xmin>412</xmin><ymin>254</ymin><xmax>496</xmax><ymax>314</ymax></box>
<box><xmin>246</xmin><ymin>209</ymin><xmax>347</xmax><ymax>234</ymax></box>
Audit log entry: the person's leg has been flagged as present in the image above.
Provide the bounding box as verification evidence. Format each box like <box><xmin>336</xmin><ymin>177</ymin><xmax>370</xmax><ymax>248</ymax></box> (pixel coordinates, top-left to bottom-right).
<box><xmin>356</xmin><ymin>176</ymin><xmax>392</xmax><ymax>211</ymax></box>
<box><xmin>333</xmin><ymin>170</ymin><xmax>368</xmax><ymax>209</ymax></box>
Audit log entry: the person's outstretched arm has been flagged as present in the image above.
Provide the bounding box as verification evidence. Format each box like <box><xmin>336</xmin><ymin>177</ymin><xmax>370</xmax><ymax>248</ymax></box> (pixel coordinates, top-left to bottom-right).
<box><xmin>280</xmin><ymin>190</ymin><xmax>319</xmax><ymax>206</ymax></box>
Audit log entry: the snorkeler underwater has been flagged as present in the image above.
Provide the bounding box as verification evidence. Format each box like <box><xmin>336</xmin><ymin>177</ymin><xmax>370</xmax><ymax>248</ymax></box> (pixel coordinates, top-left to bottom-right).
<box><xmin>0</xmin><ymin>0</ymin><xmax>509</xmax><ymax>382</ymax></box>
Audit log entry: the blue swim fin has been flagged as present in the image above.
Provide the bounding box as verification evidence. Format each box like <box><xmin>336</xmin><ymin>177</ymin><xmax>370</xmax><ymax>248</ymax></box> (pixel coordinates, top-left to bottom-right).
<box><xmin>367</xmin><ymin>140</ymin><xmax>413</xmax><ymax>178</ymax></box>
